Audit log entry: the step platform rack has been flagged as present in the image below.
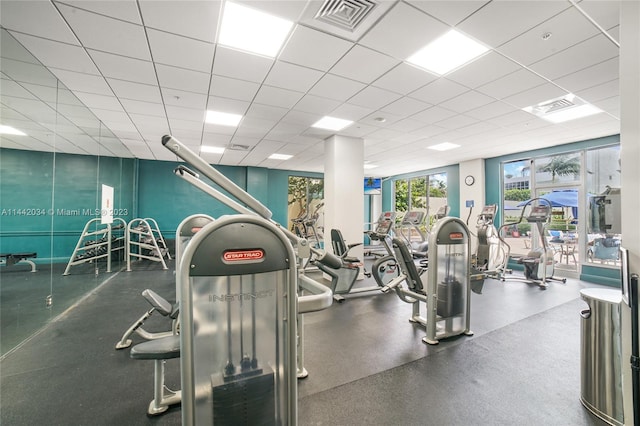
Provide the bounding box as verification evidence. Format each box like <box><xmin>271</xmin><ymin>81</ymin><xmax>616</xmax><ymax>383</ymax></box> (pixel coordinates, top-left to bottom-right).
<box><xmin>63</xmin><ymin>217</ymin><xmax>127</xmax><ymax>276</ymax></box>
<box><xmin>163</xmin><ymin>135</ymin><xmax>335</xmax><ymax>426</ymax></box>
<box><xmin>126</xmin><ymin>218</ymin><xmax>171</xmax><ymax>271</ymax></box>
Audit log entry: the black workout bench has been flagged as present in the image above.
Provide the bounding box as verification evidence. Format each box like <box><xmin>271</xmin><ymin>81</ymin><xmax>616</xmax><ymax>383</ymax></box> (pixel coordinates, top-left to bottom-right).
<box><xmin>0</xmin><ymin>252</ymin><xmax>37</xmax><ymax>272</ymax></box>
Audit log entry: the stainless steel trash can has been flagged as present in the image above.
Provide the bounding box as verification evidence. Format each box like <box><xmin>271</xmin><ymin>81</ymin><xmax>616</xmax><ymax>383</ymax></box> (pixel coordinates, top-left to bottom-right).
<box><xmin>580</xmin><ymin>288</ymin><xmax>624</xmax><ymax>426</ymax></box>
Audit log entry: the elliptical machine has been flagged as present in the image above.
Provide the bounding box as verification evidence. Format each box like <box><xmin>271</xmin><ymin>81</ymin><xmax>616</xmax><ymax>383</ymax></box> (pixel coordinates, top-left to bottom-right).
<box><xmin>474</xmin><ymin>205</ymin><xmax>508</xmax><ymax>279</ymax></box>
<box><xmin>500</xmin><ymin>198</ymin><xmax>567</xmax><ymax>288</ymax></box>
<box><xmin>364</xmin><ymin>212</ymin><xmax>401</xmax><ymax>287</ymax></box>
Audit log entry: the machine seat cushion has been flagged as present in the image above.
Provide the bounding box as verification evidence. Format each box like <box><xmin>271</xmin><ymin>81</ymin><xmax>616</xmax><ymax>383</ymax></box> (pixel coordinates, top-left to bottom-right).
<box><xmin>142</xmin><ymin>289</ymin><xmax>173</xmax><ymax>316</ymax></box>
<box><xmin>130</xmin><ymin>335</ymin><xmax>180</xmax><ymax>360</ymax></box>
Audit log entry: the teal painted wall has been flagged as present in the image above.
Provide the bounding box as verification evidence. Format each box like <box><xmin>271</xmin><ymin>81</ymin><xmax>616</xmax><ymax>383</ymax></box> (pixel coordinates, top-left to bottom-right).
<box><xmin>137</xmin><ymin>159</ymin><xmax>324</xmax><ymax>238</ymax></box>
<box><xmin>0</xmin><ymin>149</ymin><xmax>135</xmax><ymax>262</ymax></box>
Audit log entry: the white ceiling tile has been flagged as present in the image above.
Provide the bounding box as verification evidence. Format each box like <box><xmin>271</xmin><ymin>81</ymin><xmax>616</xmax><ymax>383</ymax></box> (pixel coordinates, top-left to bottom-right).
<box><xmin>168</xmin><ymin>117</ymin><xmax>203</xmax><ymax>132</ymax></box>
<box><xmin>475</xmin><ymin>69</ymin><xmax>548</xmax><ymax>99</ymax></box>
<box><xmin>201</xmin><ymin>132</ymin><xmax>233</xmax><ymax>146</ymax></box>
<box><xmin>406</xmin><ymin>1</ymin><xmax>490</xmax><ymax>26</ymax></box>
<box><xmin>60</xmin><ymin>0</ymin><xmax>142</xmax><ymax>24</ymax></box>
<box><xmin>409</xmin><ymin>78</ymin><xmax>468</xmax><ymax>105</ymax></box>
<box><xmin>1</xmin><ymin>1</ymin><xmax>79</xmax><ymax>44</ymax></box>
<box><xmin>529</xmin><ymin>34</ymin><xmax>619</xmax><ymax>80</ymax></box>
<box><xmin>457</xmin><ymin>0</ymin><xmax>571</xmax><ymax>47</ymax></box>
<box><xmin>73</xmin><ymin>91</ymin><xmax>125</xmax><ymax>111</ymax></box>
<box><xmin>446</xmin><ymin>51</ymin><xmax>521</xmax><ymax>89</ymax></box>
<box><xmin>359</xmin><ymin>2</ymin><xmax>449</xmax><ymax>60</ymax></box>
<box><xmin>279</xmin><ymin>25</ymin><xmax>354</xmax><ymax>71</ymax></box>
<box><xmin>553</xmin><ymin>57</ymin><xmax>618</xmax><ymax>94</ymax></box>
<box><xmin>107</xmin><ymin>78</ymin><xmax>162</xmax><ymax>103</ymax></box>
<box><xmin>49</xmin><ymin>68</ymin><xmax>113</xmax><ymax>95</ymax></box>
<box><xmin>372</xmin><ymin>63</ymin><xmax>437</xmax><ymax>95</ymax></box>
<box><xmin>206</xmin><ymin>96</ymin><xmax>250</xmax><ymax>115</ymax></box>
<box><xmin>410</xmin><ymin>106</ymin><xmax>457</xmax><ymax>125</ymax></box>
<box><xmin>347</xmin><ymin>86</ymin><xmax>402</xmax><ymax>110</ymax></box>
<box><xmin>146</xmin><ymin>29</ymin><xmax>214</xmax><ymax>73</ymax></box>
<box><xmin>380</xmin><ymin>97</ymin><xmax>431</xmax><ymax>116</ymax></box>
<box><xmin>577</xmin><ymin>1</ymin><xmax>621</xmax><ymax>33</ymax></box>
<box><xmin>210</xmin><ymin>75</ymin><xmax>260</xmax><ymax>102</ymax></box>
<box><xmin>439</xmin><ymin>90</ymin><xmax>495</xmax><ymax>114</ymax></box>
<box><xmin>265</xmin><ymin>122</ymin><xmax>305</xmax><ymax>141</ymax></box>
<box><xmin>387</xmin><ymin>118</ymin><xmax>433</xmax><ymax>133</ymax></box>
<box><xmin>576</xmin><ymin>79</ymin><xmax>619</xmax><ymax>104</ymax></box>
<box><xmin>308</xmin><ymin>74</ymin><xmax>366</xmax><ymax>102</ymax></box>
<box><xmin>161</xmin><ymin>88</ymin><xmax>208</xmax><ymax>110</ymax></box>
<box><xmin>89</xmin><ymin>50</ymin><xmax>157</xmax><ymax>84</ymax></box>
<box><xmin>120</xmin><ymin>98</ymin><xmax>166</xmax><ymax>117</ymax></box>
<box><xmin>155</xmin><ymin>64</ymin><xmax>211</xmax><ymax>94</ymax></box>
<box><xmin>497</xmin><ymin>7</ymin><xmax>600</xmax><ymax>66</ymax></box>
<box><xmin>502</xmin><ymin>82</ymin><xmax>568</xmax><ymax>109</ymax></box>
<box><xmin>56</xmin><ymin>3</ymin><xmax>151</xmax><ymax>60</ymax></box>
<box><xmin>264</xmin><ymin>61</ymin><xmax>324</xmax><ymax>93</ymax></box>
<box><xmin>212</xmin><ymin>46</ymin><xmax>274</xmax><ymax>83</ymax></box>
<box><xmin>330</xmin><ymin>103</ymin><xmax>374</xmax><ymax>122</ymax></box>
<box><xmin>245</xmin><ymin>103</ymin><xmax>289</xmax><ymax>121</ymax></box>
<box><xmin>12</xmin><ymin>33</ymin><xmax>99</xmax><ymax>75</ymax></box>
<box><xmin>329</xmin><ymin>45</ymin><xmax>400</xmax><ymax>85</ymax></box>
<box><xmin>293</xmin><ymin>94</ymin><xmax>340</xmax><ymax>116</ymax></box>
<box><xmin>139</xmin><ymin>0</ymin><xmax>222</xmax><ymax>42</ymax></box>
<box><xmin>432</xmin><ymin>114</ymin><xmax>478</xmax><ymax>130</ymax></box>
<box><xmin>254</xmin><ymin>86</ymin><xmax>304</xmax><ymax>109</ymax></box>
<box><xmin>1</xmin><ymin>58</ymin><xmax>58</xmax><ymax>87</ymax></box>
<box><xmin>464</xmin><ymin>100</ymin><xmax>519</xmax><ymax>121</ymax></box>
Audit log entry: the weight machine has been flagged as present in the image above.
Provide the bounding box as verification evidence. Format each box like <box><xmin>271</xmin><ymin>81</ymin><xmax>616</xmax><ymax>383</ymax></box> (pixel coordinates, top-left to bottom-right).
<box><xmin>161</xmin><ymin>135</ymin><xmax>336</xmax><ymax>425</ymax></box>
<box><xmin>382</xmin><ymin>217</ymin><xmax>476</xmax><ymax>345</ymax></box>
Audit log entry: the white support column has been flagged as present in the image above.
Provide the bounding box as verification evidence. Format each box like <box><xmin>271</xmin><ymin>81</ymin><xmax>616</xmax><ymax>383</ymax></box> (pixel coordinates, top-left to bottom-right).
<box><xmin>324</xmin><ymin>135</ymin><xmax>365</xmax><ymax>274</ymax></box>
<box><xmin>620</xmin><ymin>2</ymin><xmax>640</xmax><ymax>424</ymax></box>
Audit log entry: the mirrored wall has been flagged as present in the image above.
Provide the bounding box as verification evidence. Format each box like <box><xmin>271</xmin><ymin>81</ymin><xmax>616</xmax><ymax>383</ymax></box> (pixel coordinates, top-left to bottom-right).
<box><xmin>0</xmin><ymin>29</ymin><xmax>134</xmax><ymax>356</ymax></box>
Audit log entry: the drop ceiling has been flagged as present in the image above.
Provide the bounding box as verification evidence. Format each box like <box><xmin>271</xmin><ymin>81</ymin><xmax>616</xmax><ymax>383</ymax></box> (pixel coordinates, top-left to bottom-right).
<box><xmin>0</xmin><ymin>0</ymin><xmax>621</xmax><ymax>177</ymax></box>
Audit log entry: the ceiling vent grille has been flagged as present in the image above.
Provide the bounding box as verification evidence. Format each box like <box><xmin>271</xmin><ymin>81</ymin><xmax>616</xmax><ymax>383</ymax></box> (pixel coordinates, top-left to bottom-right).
<box><xmin>538</xmin><ymin>98</ymin><xmax>575</xmax><ymax>114</ymax></box>
<box><xmin>315</xmin><ymin>0</ymin><xmax>378</xmax><ymax>32</ymax></box>
<box><xmin>227</xmin><ymin>143</ymin><xmax>251</xmax><ymax>151</ymax></box>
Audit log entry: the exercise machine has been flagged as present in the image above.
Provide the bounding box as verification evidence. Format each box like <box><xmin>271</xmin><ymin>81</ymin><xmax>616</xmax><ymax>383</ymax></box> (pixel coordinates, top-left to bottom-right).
<box><xmin>500</xmin><ymin>198</ymin><xmax>566</xmax><ymax>288</ymax></box>
<box><xmin>396</xmin><ymin>210</ymin><xmax>429</xmax><ymax>258</ymax></box>
<box><xmin>364</xmin><ymin>212</ymin><xmax>401</xmax><ymax>287</ymax></box>
<box><xmin>382</xmin><ymin>216</ymin><xmax>476</xmax><ymax>345</ymax></box>
<box><xmin>161</xmin><ymin>134</ymin><xmax>335</xmax><ymax>425</ymax></box>
<box><xmin>0</xmin><ymin>252</ymin><xmax>37</xmax><ymax>272</ymax></box>
<box><xmin>323</xmin><ymin>228</ymin><xmax>382</xmax><ymax>302</ymax></box>
<box><xmin>474</xmin><ymin>204</ymin><xmax>509</xmax><ymax>279</ymax></box>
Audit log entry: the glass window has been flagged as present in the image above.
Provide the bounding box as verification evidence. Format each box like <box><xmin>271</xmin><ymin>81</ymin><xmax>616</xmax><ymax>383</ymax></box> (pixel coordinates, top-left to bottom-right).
<box><xmin>585</xmin><ymin>145</ymin><xmax>621</xmax><ymax>266</ymax></box>
<box><xmin>501</xmin><ymin>160</ymin><xmax>531</xmax><ymax>256</ymax></box>
<box><xmin>288</xmin><ymin>176</ymin><xmax>324</xmax><ymax>245</ymax></box>
<box><xmin>534</xmin><ymin>153</ymin><xmax>581</xmax><ymax>185</ymax></box>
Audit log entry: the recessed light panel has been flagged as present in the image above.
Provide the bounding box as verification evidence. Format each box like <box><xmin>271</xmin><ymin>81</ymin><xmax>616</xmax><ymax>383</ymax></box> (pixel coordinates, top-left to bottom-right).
<box><xmin>0</xmin><ymin>125</ymin><xmax>26</xmax><ymax>135</ymax></box>
<box><xmin>311</xmin><ymin>116</ymin><xmax>354</xmax><ymax>131</ymax></box>
<box><xmin>364</xmin><ymin>163</ymin><xmax>378</xmax><ymax>169</ymax></box>
<box><xmin>205</xmin><ymin>110</ymin><xmax>243</xmax><ymax>126</ymax></box>
<box><xmin>407</xmin><ymin>29</ymin><xmax>489</xmax><ymax>75</ymax></box>
<box><xmin>201</xmin><ymin>145</ymin><xmax>226</xmax><ymax>154</ymax></box>
<box><xmin>269</xmin><ymin>153</ymin><xmax>293</xmax><ymax>160</ymax></box>
<box><xmin>427</xmin><ymin>142</ymin><xmax>460</xmax><ymax>151</ymax></box>
<box><xmin>219</xmin><ymin>1</ymin><xmax>294</xmax><ymax>58</ymax></box>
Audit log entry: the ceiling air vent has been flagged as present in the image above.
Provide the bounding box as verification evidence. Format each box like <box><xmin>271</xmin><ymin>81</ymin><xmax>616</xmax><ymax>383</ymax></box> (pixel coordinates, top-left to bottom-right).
<box><xmin>227</xmin><ymin>143</ymin><xmax>251</xmax><ymax>151</ymax></box>
<box><xmin>523</xmin><ymin>94</ymin><xmax>602</xmax><ymax>123</ymax></box>
<box><xmin>315</xmin><ymin>0</ymin><xmax>378</xmax><ymax>32</ymax></box>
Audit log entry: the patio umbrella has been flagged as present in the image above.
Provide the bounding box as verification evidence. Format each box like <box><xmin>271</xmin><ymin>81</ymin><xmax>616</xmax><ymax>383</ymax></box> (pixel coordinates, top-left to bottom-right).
<box><xmin>517</xmin><ymin>189</ymin><xmax>578</xmax><ymax>208</ymax></box>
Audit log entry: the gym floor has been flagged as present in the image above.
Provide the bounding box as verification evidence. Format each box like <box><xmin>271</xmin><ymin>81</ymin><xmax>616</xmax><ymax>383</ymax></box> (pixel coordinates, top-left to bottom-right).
<box><xmin>1</xmin><ymin>256</ymin><xmax>608</xmax><ymax>425</ymax></box>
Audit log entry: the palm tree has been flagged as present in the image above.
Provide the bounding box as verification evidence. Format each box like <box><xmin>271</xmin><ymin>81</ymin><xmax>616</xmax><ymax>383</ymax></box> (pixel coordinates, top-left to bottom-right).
<box><xmin>537</xmin><ymin>155</ymin><xmax>580</xmax><ymax>182</ymax></box>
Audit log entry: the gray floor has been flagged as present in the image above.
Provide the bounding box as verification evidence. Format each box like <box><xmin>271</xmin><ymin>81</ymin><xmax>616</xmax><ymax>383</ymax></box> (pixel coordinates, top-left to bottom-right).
<box><xmin>0</xmin><ymin>257</ymin><xmax>609</xmax><ymax>425</ymax></box>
